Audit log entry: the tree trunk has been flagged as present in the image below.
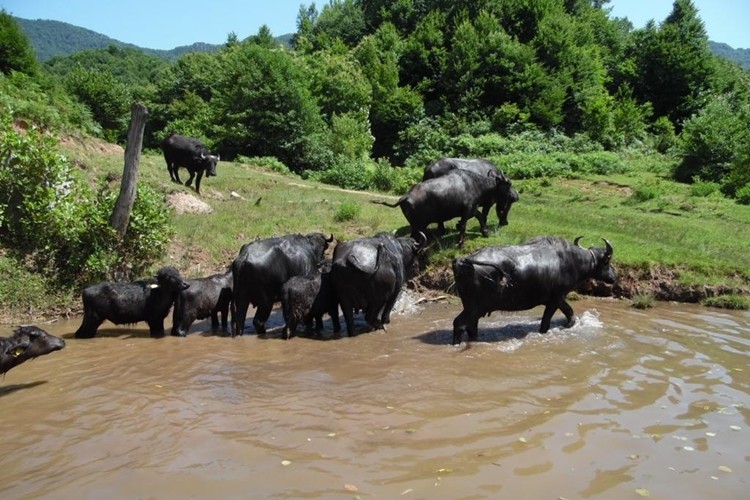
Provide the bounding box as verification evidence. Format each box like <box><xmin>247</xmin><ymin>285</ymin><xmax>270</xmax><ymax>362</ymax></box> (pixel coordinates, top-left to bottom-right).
<box><xmin>110</xmin><ymin>102</ymin><xmax>148</xmax><ymax>238</ymax></box>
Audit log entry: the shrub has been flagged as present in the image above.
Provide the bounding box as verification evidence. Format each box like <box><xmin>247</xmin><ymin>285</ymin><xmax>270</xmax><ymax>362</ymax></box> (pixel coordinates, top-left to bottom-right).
<box><xmin>735</xmin><ymin>184</ymin><xmax>750</xmax><ymax>205</ymax></box>
<box><xmin>334</xmin><ymin>201</ymin><xmax>361</xmax><ymax>222</ymax></box>
<box><xmin>238</xmin><ymin>156</ymin><xmax>290</xmax><ymax>174</ymax></box>
<box><xmin>311</xmin><ymin>157</ymin><xmax>373</xmax><ymax>190</ymax></box>
<box><xmin>629</xmin><ymin>181</ymin><xmax>664</xmax><ymax>202</ymax></box>
<box><xmin>0</xmin><ymin>119</ymin><xmax>171</xmax><ymax>285</ymax></box>
<box><xmin>630</xmin><ymin>293</ymin><xmax>655</xmax><ymax>309</ymax></box>
<box><xmin>702</xmin><ymin>294</ymin><xmax>749</xmax><ymax>310</ymax></box>
<box><xmin>689</xmin><ymin>177</ymin><xmax>720</xmax><ymax>197</ymax></box>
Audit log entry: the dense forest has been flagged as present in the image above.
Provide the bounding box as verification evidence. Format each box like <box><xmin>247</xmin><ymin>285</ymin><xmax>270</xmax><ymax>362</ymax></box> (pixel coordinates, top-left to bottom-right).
<box><xmin>1</xmin><ymin>0</ymin><xmax>750</xmax><ymax>298</ymax></box>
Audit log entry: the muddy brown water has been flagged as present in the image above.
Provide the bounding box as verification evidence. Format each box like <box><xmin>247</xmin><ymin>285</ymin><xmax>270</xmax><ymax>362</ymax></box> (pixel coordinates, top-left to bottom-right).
<box><xmin>1</xmin><ymin>295</ymin><xmax>748</xmax><ymax>499</ymax></box>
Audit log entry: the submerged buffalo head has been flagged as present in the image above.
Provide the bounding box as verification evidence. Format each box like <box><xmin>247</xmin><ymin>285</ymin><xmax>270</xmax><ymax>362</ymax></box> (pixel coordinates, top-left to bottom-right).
<box><xmin>1</xmin><ymin>326</ymin><xmax>65</xmax><ymax>375</ymax></box>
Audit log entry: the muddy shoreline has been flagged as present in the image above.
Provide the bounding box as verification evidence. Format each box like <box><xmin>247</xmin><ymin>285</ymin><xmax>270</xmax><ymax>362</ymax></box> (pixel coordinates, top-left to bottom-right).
<box><xmin>6</xmin><ymin>262</ymin><xmax>746</xmax><ymax>327</ymax></box>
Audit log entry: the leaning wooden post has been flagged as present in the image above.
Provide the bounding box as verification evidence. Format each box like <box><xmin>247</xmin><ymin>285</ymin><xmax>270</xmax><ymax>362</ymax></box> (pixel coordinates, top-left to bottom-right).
<box><xmin>110</xmin><ymin>102</ymin><xmax>148</xmax><ymax>238</ymax></box>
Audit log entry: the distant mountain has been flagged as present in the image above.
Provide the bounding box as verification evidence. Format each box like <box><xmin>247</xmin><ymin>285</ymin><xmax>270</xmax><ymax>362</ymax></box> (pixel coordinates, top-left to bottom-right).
<box><xmin>14</xmin><ymin>17</ymin><xmax>291</xmax><ymax>62</ymax></box>
<box><xmin>14</xmin><ymin>16</ymin><xmax>747</xmax><ymax>71</ymax></box>
<box><xmin>709</xmin><ymin>41</ymin><xmax>750</xmax><ymax>71</ymax></box>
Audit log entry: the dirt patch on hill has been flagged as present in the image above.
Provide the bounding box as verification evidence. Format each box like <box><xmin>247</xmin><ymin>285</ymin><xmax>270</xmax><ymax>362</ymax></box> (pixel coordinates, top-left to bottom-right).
<box><xmin>165</xmin><ymin>191</ymin><xmax>213</xmax><ymax>214</ymax></box>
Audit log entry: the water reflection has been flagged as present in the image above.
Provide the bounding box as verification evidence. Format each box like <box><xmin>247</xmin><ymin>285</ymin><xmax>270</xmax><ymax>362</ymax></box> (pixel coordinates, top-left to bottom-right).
<box><xmin>1</xmin><ymin>298</ymin><xmax>748</xmax><ymax>498</ymax></box>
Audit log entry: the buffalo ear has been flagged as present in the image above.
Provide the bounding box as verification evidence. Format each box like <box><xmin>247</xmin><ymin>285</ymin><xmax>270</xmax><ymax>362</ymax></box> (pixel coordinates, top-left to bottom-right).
<box><xmin>12</xmin><ymin>345</ymin><xmax>26</xmax><ymax>358</ymax></box>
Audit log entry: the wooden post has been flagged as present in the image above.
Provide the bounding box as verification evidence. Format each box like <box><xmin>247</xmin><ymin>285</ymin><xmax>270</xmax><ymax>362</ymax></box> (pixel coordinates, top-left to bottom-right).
<box><xmin>110</xmin><ymin>102</ymin><xmax>148</xmax><ymax>238</ymax></box>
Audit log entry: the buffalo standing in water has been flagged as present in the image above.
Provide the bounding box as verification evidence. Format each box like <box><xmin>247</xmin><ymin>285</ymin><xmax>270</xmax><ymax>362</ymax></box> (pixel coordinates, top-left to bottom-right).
<box><xmin>452</xmin><ymin>236</ymin><xmax>616</xmax><ymax>344</ymax></box>
<box><xmin>75</xmin><ymin>267</ymin><xmax>190</xmax><ymax>338</ymax></box>
<box><xmin>331</xmin><ymin>232</ymin><xmax>422</xmax><ymax>336</ymax></box>
<box><xmin>231</xmin><ymin>233</ymin><xmax>334</xmax><ymax>336</ymax></box>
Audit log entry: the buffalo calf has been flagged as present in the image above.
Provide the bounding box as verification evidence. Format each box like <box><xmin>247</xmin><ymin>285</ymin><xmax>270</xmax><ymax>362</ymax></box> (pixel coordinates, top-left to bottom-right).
<box><xmin>171</xmin><ymin>270</ymin><xmax>233</xmax><ymax>336</ymax></box>
<box><xmin>1</xmin><ymin>326</ymin><xmax>65</xmax><ymax>375</ymax></box>
<box><xmin>280</xmin><ymin>261</ymin><xmax>340</xmax><ymax>339</ymax></box>
<box><xmin>75</xmin><ymin>266</ymin><xmax>190</xmax><ymax>338</ymax></box>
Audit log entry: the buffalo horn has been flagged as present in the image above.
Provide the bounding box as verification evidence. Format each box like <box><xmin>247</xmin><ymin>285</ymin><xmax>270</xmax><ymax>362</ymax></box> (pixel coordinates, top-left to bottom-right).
<box><xmin>603</xmin><ymin>238</ymin><xmax>613</xmax><ymax>257</ymax></box>
<box><xmin>200</xmin><ymin>152</ymin><xmax>206</xmax><ymax>159</ymax></box>
<box><xmin>417</xmin><ymin>231</ymin><xmax>427</xmax><ymax>246</ymax></box>
<box><xmin>326</xmin><ymin>233</ymin><xmax>335</xmax><ymax>243</ymax></box>
<box><xmin>574</xmin><ymin>236</ymin><xmax>584</xmax><ymax>247</ymax></box>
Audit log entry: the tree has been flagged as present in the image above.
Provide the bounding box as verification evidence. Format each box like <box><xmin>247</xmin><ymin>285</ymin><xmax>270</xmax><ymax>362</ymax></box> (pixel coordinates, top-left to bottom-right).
<box><xmin>65</xmin><ymin>66</ymin><xmax>131</xmax><ymax>143</ymax></box>
<box><xmin>627</xmin><ymin>0</ymin><xmax>716</xmax><ymax>129</ymax></box>
<box><xmin>213</xmin><ymin>43</ymin><xmax>328</xmax><ymax>171</ymax></box>
<box><xmin>0</xmin><ymin>10</ymin><xmax>39</xmax><ymax>76</ymax></box>
<box><xmin>355</xmin><ymin>23</ymin><xmax>424</xmax><ymax>162</ymax></box>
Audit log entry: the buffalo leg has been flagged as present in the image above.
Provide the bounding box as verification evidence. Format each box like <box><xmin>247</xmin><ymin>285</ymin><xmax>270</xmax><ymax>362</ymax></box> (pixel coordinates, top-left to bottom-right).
<box><xmin>456</xmin><ymin>219</ymin><xmax>468</xmax><ymax>247</ymax></box>
<box><xmin>253</xmin><ymin>302</ymin><xmax>273</xmax><ymax>335</ymax></box>
<box><xmin>232</xmin><ymin>295</ymin><xmax>251</xmax><ymax>336</ymax></box>
<box><xmin>365</xmin><ymin>306</ymin><xmax>383</xmax><ymax>331</ymax></box>
<box><xmin>474</xmin><ymin>208</ymin><xmax>489</xmax><ymax>237</ymax></box>
<box><xmin>74</xmin><ymin>313</ymin><xmax>104</xmax><ymax>339</ymax></box>
<box><xmin>194</xmin><ymin>171</ymin><xmax>205</xmax><ymax>195</ymax></box>
<box><xmin>452</xmin><ymin>310</ymin><xmax>468</xmax><ymax>345</ymax></box>
<box><xmin>379</xmin><ymin>291</ymin><xmax>399</xmax><ymax>325</ymax></box>
<box><xmin>329</xmin><ymin>306</ymin><xmax>342</xmax><ymax>333</ymax></box>
<box><xmin>339</xmin><ymin>298</ymin><xmax>356</xmax><ymax>336</ymax></box>
<box><xmin>147</xmin><ymin>319</ymin><xmax>166</xmax><ymax>338</ymax></box>
<box><xmin>559</xmin><ymin>300</ymin><xmax>577</xmax><ymax>328</ymax></box>
<box><xmin>184</xmin><ymin>170</ymin><xmax>196</xmax><ymax>188</ymax></box>
<box><xmin>540</xmin><ymin>303</ymin><xmax>560</xmax><ymax>333</ymax></box>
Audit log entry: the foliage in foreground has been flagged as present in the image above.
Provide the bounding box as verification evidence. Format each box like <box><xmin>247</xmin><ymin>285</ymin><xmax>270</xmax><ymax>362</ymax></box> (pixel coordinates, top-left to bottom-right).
<box><xmin>0</xmin><ymin>119</ymin><xmax>172</xmax><ymax>290</ymax></box>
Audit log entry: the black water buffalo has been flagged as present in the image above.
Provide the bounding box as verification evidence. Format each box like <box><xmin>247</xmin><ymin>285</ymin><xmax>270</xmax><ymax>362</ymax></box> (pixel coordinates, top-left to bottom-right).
<box><xmin>171</xmin><ymin>270</ymin><xmax>233</xmax><ymax>336</ymax></box>
<box><xmin>231</xmin><ymin>233</ymin><xmax>334</xmax><ymax>336</ymax></box>
<box><xmin>331</xmin><ymin>232</ymin><xmax>422</xmax><ymax>336</ymax></box>
<box><xmin>452</xmin><ymin>236</ymin><xmax>616</xmax><ymax>344</ymax></box>
<box><xmin>1</xmin><ymin>326</ymin><xmax>65</xmax><ymax>375</ymax></box>
<box><xmin>161</xmin><ymin>132</ymin><xmax>220</xmax><ymax>195</ymax></box>
<box><xmin>75</xmin><ymin>267</ymin><xmax>190</xmax><ymax>338</ymax></box>
<box><xmin>373</xmin><ymin>168</ymin><xmax>514</xmax><ymax>247</ymax></box>
<box><xmin>422</xmin><ymin>157</ymin><xmax>519</xmax><ymax>228</ymax></box>
<box><xmin>280</xmin><ymin>260</ymin><xmax>340</xmax><ymax>339</ymax></box>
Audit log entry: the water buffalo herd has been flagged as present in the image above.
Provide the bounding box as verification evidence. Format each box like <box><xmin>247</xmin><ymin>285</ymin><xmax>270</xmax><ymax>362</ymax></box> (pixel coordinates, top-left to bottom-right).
<box><xmin>2</xmin><ymin>154</ymin><xmax>617</xmax><ymax>377</ymax></box>
<box><xmin>72</xmin><ymin>154</ymin><xmax>615</xmax><ymax>343</ymax></box>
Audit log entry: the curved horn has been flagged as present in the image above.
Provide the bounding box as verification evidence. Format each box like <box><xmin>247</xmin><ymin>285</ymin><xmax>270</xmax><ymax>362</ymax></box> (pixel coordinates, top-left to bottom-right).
<box><xmin>574</xmin><ymin>236</ymin><xmax>584</xmax><ymax>247</ymax></box>
<box><xmin>417</xmin><ymin>231</ymin><xmax>427</xmax><ymax>246</ymax></box>
<box><xmin>603</xmin><ymin>238</ymin><xmax>613</xmax><ymax>257</ymax></box>
<box><xmin>326</xmin><ymin>233</ymin><xmax>335</xmax><ymax>243</ymax></box>
<box><xmin>200</xmin><ymin>152</ymin><xmax>206</xmax><ymax>159</ymax></box>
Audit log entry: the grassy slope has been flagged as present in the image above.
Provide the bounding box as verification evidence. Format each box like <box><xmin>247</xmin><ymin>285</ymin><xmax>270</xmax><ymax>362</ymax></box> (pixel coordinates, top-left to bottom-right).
<box><xmin>2</xmin><ymin>138</ymin><xmax>749</xmax><ymax>323</ymax></box>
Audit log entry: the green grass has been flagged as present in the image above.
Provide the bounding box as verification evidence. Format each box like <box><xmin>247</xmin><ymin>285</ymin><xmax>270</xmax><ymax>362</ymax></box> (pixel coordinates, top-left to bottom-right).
<box><xmin>2</xmin><ymin>137</ymin><xmax>749</xmax><ymax>322</ymax></box>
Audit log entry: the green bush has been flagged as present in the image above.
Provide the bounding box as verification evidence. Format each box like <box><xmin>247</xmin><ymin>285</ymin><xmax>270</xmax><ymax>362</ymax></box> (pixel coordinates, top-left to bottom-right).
<box><xmin>311</xmin><ymin>157</ymin><xmax>373</xmax><ymax>190</ymax></box>
<box><xmin>334</xmin><ymin>201</ymin><xmax>361</xmax><ymax>222</ymax></box>
<box><xmin>0</xmin><ymin>119</ymin><xmax>171</xmax><ymax>285</ymax></box>
<box><xmin>735</xmin><ymin>184</ymin><xmax>750</xmax><ymax>205</ymax></box>
<box><xmin>689</xmin><ymin>177</ymin><xmax>720</xmax><ymax>197</ymax></box>
<box><xmin>702</xmin><ymin>294</ymin><xmax>749</xmax><ymax>310</ymax></box>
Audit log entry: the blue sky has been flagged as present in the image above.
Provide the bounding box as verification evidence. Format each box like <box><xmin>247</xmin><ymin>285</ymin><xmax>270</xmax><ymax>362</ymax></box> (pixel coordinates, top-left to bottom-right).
<box><xmin>2</xmin><ymin>0</ymin><xmax>749</xmax><ymax>50</ymax></box>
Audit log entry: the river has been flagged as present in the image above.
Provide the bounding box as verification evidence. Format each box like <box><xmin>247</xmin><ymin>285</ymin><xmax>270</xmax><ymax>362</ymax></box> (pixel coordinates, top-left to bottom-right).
<box><xmin>1</xmin><ymin>296</ymin><xmax>748</xmax><ymax>499</ymax></box>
